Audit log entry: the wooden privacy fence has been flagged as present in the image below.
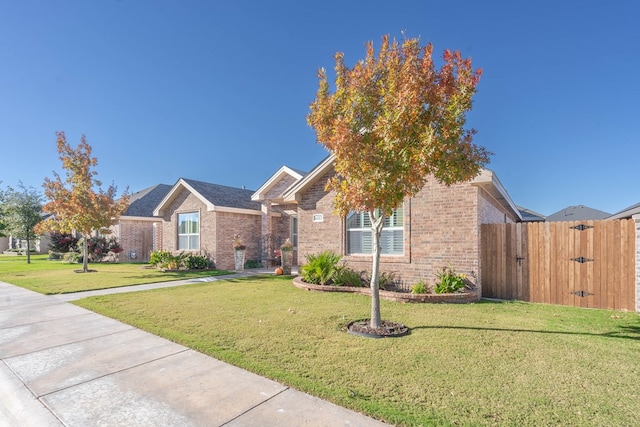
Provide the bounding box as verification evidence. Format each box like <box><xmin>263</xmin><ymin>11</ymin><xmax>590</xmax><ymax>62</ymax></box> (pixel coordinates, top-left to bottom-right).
<box><xmin>481</xmin><ymin>220</ymin><xmax>636</xmax><ymax>311</ymax></box>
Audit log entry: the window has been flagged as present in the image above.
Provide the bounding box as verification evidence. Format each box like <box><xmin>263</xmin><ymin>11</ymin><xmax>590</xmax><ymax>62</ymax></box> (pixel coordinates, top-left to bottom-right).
<box><xmin>346</xmin><ymin>207</ymin><xmax>403</xmax><ymax>255</ymax></box>
<box><xmin>178</xmin><ymin>212</ymin><xmax>199</xmax><ymax>250</ymax></box>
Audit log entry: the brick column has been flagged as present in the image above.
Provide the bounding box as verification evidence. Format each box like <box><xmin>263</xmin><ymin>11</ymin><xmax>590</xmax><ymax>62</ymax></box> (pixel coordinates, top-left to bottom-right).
<box><xmin>635</xmin><ymin>215</ymin><xmax>640</xmax><ymax>313</ymax></box>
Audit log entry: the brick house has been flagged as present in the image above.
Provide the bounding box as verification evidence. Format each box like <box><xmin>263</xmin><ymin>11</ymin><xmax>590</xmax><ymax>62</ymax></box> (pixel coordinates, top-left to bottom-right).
<box><xmin>151</xmin><ymin>178</ymin><xmax>264</xmax><ymax>270</ymax></box>
<box><xmin>282</xmin><ymin>155</ymin><xmax>523</xmax><ymax>290</ymax></box>
<box><xmin>111</xmin><ymin>184</ymin><xmax>172</xmax><ymax>262</ymax></box>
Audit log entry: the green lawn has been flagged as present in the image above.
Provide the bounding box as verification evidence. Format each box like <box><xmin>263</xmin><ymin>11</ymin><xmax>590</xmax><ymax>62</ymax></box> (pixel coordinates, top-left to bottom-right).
<box><xmin>73</xmin><ymin>275</ymin><xmax>640</xmax><ymax>426</ymax></box>
<box><xmin>0</xmin><ymin>254</ymin><xmax>234</xmax><ymax>294</ymax></box>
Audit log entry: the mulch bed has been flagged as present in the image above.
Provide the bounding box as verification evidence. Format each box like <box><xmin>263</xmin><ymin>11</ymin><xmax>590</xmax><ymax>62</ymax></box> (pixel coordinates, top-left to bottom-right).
<box><xmin>347</xmin><ymin>319</ymin><xmax>409</xmax><ymax>338</ymax></box>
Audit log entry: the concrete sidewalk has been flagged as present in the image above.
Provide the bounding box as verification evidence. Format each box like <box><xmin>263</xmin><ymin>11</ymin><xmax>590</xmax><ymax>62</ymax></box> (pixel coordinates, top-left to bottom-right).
<box><xmin>0</xmin><ymin>276</ymin><xmax>389</xmax><ymax>426</ymax></box>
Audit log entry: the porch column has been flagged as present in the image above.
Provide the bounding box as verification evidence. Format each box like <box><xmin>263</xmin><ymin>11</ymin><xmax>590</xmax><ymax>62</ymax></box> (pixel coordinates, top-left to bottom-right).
<box><xmin>261</xmin><ymin>202</ymin><xmax>272</xmax><ymax>240</ymax></box>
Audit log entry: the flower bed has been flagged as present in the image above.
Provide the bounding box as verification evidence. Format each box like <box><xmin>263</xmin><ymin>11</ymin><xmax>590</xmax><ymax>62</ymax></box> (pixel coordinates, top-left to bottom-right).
<box><xmin>292</xmin><ymin>276</ymin><xmax>480</xmax><ymax>303</ymax></box>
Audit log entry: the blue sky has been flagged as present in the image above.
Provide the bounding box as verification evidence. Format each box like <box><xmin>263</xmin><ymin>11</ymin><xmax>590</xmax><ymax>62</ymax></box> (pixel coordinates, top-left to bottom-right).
<box><xmin>1</xmin><ymin>0</ymin><xmax>637</xmax><ymax>216</ymax></box>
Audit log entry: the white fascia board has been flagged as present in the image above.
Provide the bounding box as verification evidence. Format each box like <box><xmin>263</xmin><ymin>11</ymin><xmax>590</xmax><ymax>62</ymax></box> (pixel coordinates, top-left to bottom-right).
<box><xmin>251</xmin><ymin>166</ymin><xmax>304</xmax><ymax>201</ymax></box>
<box><xmin>283</xmin><ymin>155</ymin><xmax>335</xmax><ymax>202</ymax></box>
<box><xmin>471</xmin><ymin>169</ymin><xmax>523</xmax><ymax>221</ymax></box>
<box><xmin>210</xmin><ymin>205</ymin><xmax>262</xmax><ymax>216</ymax></box>
<box><xmin>153</xmin><ymin>178</ymin><xmax>214</xmax><ymax>216</ymax></box>
<box><xmin>119</xmin><ymin>215</ymin><xmax>163</xmax><ymax>222</ymax></box>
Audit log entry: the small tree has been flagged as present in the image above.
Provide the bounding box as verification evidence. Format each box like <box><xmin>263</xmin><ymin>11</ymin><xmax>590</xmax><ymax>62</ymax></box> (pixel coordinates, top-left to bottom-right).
<box><xmin>307</xmin><ymin>35</ymin><xmax>490</xmax><ymax>329</ymax></box>
<box><xmin>0</xmin><ymin>183</ymin><xmax>44</xmax><ymax>263</ymax></box>
<box><xmin>37</xmin><ymin>132</ymin><xmax>129</xmax><ymax>272</ymax></box>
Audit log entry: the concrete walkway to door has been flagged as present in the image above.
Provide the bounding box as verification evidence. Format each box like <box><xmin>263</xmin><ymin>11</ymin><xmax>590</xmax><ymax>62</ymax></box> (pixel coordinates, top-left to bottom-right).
<box><xmin>0</xmin><ymin>271</ymin><xmax>389</xmax><ymax>426</ymax></box>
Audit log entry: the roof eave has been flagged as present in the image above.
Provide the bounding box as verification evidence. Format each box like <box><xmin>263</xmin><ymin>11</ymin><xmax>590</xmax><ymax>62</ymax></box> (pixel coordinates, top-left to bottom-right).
<box><xmin>471</xmin><ymin>170</ymin><xmax>523</xmax><ymax>221</ymax></box>
<box><xmin>283</xmin><ymin>155</ymin><xmax>335</xmax><ymax>202</ymax></box>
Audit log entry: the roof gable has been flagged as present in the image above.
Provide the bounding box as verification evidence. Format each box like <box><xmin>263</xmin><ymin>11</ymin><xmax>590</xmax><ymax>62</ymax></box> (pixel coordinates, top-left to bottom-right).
<box><xmin>251</xmin><ymin>166</ymin><xmax>304</xmax><ymax>202</ymax></box>
<box><xmin>153</xmin><ymin>178</ymin><xmax>261</xmax><ymax>216</ymax></box>
<box><xmin>283</xmin><ymin>155</ymin><xmax>523</xmax><ymax>221</ymax></box>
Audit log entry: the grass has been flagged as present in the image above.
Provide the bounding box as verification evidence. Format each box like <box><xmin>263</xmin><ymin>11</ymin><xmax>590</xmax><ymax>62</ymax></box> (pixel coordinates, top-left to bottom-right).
<box><xmin>73</xmin><ymin>275</ymin><xmax>640</xmax><ymax>426</ymax></box>
<box><xmin>0</xmin><ymin>254</ymin><xmax>234</xmax><ymax>294</ymax></box>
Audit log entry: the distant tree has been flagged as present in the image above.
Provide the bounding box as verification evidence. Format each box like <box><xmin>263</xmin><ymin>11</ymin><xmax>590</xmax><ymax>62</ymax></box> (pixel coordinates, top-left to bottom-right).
<box><xmin>307</xmin><ymin>35</ymin><xmax>490</xmax><ymax>329</ymax></box>
<box><xmin>36</xmin><ymin>132</ymin><xmax>129</xmax><ymax>272</ymax></box>
<box><xmin>0</xmin><ymin>183</ymin><xmax>7</xmax><ymax>237</ymax></box>
<box><xmin>0</xmin><ymin>183</ymin><xmax>44</xmax><ymax>263</ymax></box>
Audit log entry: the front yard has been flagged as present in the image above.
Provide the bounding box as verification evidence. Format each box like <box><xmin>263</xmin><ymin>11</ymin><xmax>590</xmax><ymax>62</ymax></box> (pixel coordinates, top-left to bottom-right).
<box><xmin>71</xmin><ymin>275</ymin><xmax>640</xmax><ymax>426</ymax></box>
<box><xmin>0</xmin><ymin>254</ymin><xmax>233</xmax><ymax>294</ymax></box>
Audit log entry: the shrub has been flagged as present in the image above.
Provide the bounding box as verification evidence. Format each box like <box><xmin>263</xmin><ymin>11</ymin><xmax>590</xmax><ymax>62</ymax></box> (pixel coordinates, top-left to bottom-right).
<box><xmin>434</xmin><ymin>265</ymin><xmax>467</xmax><ymax>294</ymax></box>
<box><xmin>411</xmin><ymin>281</ymin><xmax>428</xmax><ymax>294</ymax></box>
<box><xmin>300</xmin><ymin>251</ymin><xmax>342</xmax><ymax>285</ymax></box>
<box><xmin>63</xmin><ymin>251</ymin><xmax>80</xmax><ymax>264</ymax></box>
<box><xmin>359</xmin><ymin>270</ymin><xmax>398</xmax><ymax>290</ymax></box>
<box><xmin>150</xmin><ymin>251</ymin><xmax>212</xmax><ymax>270</ymax></box>
<box><xmin>378</xmin><ymin>271</ymin><xmax>398</xmax><ymax>290</ymax></box>
<box><xmin>185</xmin><ymin>254</ymin><xmax>210</xmax><ymax>269</ymax></box>
<box><xmin>48</xmin><ymin>232</ymin><xmax>79</xmax><ymax>253</ymax></box>
<box><xmin>150</xmin><ymin>250</ymin><xmax>172</xmax><ymax>268</ymax></box>
<box><xmin>245</xmin><ymin>259</ymin><xmax>263</xmax><ymax>269</ymax></box>
<box><xmin>79</xmin><ymin>236</ymin><xmax>123</xmax><ymax>262</ymax></box>
<box><xmin>332</xmin><ymin>266</ymin><xmax>363</xmax><ymax>287</ymax></box>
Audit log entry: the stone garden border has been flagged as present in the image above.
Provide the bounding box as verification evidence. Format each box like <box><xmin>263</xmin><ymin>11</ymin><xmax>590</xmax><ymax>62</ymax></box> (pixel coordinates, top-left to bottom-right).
<box><xmin>292</xmin><ymin>276</ymin><xmax>480</xmax><ymax>303</ymax></box>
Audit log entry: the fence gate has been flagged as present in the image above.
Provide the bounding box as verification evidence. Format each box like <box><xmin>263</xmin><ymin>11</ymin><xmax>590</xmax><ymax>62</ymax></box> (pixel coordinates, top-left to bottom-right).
<box><xmin>481</xmin><ymin>220</ymin><xmax>636</xmax><ymax>310</ymax></box>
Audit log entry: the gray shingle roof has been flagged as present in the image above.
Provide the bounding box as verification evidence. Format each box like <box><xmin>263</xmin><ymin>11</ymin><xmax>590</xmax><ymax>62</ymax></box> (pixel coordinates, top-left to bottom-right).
<box><xmin>517</xmin><ymin>206</ymin><xmax>546</xmax><ymax>222</ymax></box>
<box><xmin>546</xmin><ymin>205</ymin><xmax>611</xmax><ymax>222</ymax></box>
<box><xmin>182</xmin><ymin>178</ymin><xmax>261</xmax><ymax>211</ymax></box>
<box><xmin>608</xmin><ymin>202</ymin><xmax>640</xmax><ymax>220</ymax></box>
<box><xmin>124</xmin><ymin>184</ymin><xmax>172</xmax><ymax>217</ymax></box>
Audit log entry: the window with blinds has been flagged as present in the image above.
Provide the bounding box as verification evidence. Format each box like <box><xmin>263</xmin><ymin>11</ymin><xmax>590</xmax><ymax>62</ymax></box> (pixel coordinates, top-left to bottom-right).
<box><xmin>346</xmin><ymin>207</ymin><xmax>403</xmax><ymax>255</ymax></box>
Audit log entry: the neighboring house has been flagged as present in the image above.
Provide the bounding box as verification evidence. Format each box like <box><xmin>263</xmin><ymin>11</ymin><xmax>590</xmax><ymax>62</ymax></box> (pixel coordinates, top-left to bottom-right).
<box><xmin>545</xmin><ymin>205</ymin><xmax>611</xmax><ymax>222</ymax></box>
<box><xmin>282</xmin><ymin>155</ymin><xmax>523</xmax><ymax>288</ymax></box>
<box><xmin>607</xmin><ymin>202</ymin><xmax>640</xmax><ymax>220</ymax></box>
<box><xmin>518</xmin><ymin>206</ymin><xmax>546</xmax><ymax>222</ymax></box>
<box><xmin>110</xmin><ymin>184</ymin><xmax>172</xmax><ymax>262</ymax></box>
<box><xmin>153</xmin><ymin>178</ymin><xmax>265</xmax><ymax>270</ymax></box>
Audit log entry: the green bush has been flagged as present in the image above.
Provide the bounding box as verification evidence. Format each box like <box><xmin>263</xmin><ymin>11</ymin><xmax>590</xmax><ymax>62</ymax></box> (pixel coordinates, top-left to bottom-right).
<box><xmin>411</xmin><ymin>281</ymin><xmax>428</xmax><ymax>294</ymax></box>
<box><xmin>149</xmin><ymin>250</ymin><xmax>172</xmax><ymax>268</ymax></box>
<box><xmin>150</xmin><ymin>251</ymin><xmax>212</xmax><ymax>270</ymax></box>
<box><xmin>332</xmin><ymin>266</ymin><xmax>363</xmax><ymax>287</ymax></box>
<box><xmin>434</xmin><ymin>266</ymin><xmax>467</xmax><ymax>294</ymax></box>
<box><xmin>245</xmin><ymin>259</ymin><xmax>263</xmax><ymax>269</ymax></box>
<box><xmin>300</xmin><ymin>251</ymin><xmax>342</xmax><ymax>285</ymax></box>
<box><xmin>185</xmin><ymin>254</ymin><xmax>210</xmax><ymax>269</ymax></box>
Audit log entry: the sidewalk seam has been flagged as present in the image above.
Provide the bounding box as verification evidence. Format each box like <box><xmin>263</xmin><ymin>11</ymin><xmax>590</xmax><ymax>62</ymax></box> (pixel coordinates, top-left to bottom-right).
<box><xmin>219</xmin><ymin>386</ymin><xmax>291</xmax><ymax>426</ymax></box>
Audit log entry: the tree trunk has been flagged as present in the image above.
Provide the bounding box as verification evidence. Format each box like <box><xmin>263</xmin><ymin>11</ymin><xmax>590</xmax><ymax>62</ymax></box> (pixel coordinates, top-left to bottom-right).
<box><xmin>26</xmin><ymin>234</ymin><xmax>31</xmax><ymax>264</ymax></box>
<box><xmin>369</xmin><ymin>210</ymin><xmax>385</xmax><ymax>329</ymax></box>
<box><xmin>82</xmin><ymin>234</ymin><xmax>89</xmax><ymax>272</ymax></box>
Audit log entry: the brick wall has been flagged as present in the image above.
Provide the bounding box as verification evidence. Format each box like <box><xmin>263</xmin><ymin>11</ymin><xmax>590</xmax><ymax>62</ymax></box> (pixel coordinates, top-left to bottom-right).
<box><xmin>298</xmin><ymin>173</ymin><xmax>516</xmax><ymax>289</ymax></box>
<box><xmin>215</xmin><ymin>211</ymin><xmax>261</xmax><ymax>270</ymax></box>
<box><xmin>159</xmin><ymin>188</ymin><xmax>262</xmax><ymax>270</ymax></box>
<box><xmin>635</xmin><ymin>215</ymin><xmax>640</xmax><ymax>312</ymax></box>
<box><xmin>116</xmin><ymin>218</ymin><xmax>159</xmax><ymax>262</ymax></box>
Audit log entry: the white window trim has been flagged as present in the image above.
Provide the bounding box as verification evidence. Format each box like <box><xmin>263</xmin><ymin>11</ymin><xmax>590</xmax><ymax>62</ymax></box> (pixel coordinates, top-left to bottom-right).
<box><xmin>346</xmin><ymin>207</ymin><xmax>404</xmax><ymax>256</ymax></box>
<box><xmin>177</xmin><ymin>211</ymin><xmax>200</xmax><ymax>251</ymax></box>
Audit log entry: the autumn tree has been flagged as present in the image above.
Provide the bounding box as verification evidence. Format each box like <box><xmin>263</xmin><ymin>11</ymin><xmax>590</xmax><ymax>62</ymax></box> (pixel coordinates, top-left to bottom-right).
<box><xmin>307</xmin><ymin>35</ymin><xmax>490</xmax><ymax>329</ymax></box>
<box><xmin>0</xmin><ymin>183</ymin><xmax>44</xmax><ymax>264</ymax></box>
<box><xmin>37</xmin><ymin>132</ymin><xmax>129</xmax><ymax>272</ymax></box>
